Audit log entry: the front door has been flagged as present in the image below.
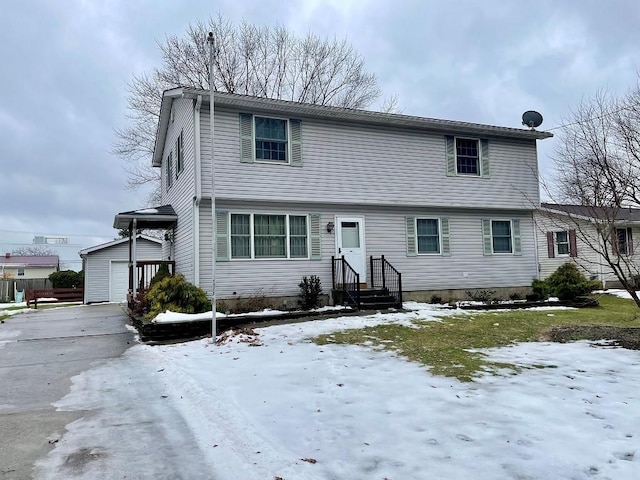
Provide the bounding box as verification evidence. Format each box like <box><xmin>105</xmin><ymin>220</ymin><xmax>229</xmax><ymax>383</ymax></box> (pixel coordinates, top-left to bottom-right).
<box><xmin>336</xmin><ymin>217</ymin><xmax>366</xmax><ymax>282</ymax></box>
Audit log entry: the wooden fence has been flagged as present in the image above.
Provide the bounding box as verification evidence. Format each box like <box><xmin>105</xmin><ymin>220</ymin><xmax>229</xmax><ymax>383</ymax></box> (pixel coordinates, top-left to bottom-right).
<box><xmin>0</xmin><ymin>279</ymin><xmax>52</xmax><ymax>302</ymax></box>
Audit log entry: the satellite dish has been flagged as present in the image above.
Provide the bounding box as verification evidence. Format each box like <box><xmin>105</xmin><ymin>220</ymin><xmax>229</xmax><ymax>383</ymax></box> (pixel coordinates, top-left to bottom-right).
<box><xmin>522</xmin><ymin>110</ymin><xmax>543</xmax><ymax>129</ymax></box>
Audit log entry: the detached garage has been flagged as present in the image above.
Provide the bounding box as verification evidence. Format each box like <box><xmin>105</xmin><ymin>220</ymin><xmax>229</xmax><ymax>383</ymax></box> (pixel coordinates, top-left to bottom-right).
<box><xmin>79</xmin><ymin>235</ymin><xmax>163</xmax><ymax>303</ymax></box>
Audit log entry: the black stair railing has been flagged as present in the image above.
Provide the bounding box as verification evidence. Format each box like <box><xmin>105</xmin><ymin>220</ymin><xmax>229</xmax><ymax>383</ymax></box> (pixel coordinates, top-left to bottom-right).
<box><xmin>369</xmin><ymin>255</ymin><xmax>403</xmax><ymax>308</ymax></box>
<box><xmin>331</xmin><ymin>256</ymin><xmax>361</xmax><ymax>309</ymax></box>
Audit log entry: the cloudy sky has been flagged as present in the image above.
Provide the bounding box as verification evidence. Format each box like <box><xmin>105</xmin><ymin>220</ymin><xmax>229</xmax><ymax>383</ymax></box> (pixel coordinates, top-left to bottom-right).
<box><xmin>1</xmin><ymin>0</ymin><xmax>639</xmax><ymax>262</ymax></box>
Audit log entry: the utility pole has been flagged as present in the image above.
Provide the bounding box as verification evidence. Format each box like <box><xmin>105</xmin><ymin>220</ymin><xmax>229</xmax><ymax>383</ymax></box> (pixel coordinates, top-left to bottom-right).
<box><xmin>207</xmin><ymin>32</ymin><xmax>217</xmax><ymax>342</ymax></box>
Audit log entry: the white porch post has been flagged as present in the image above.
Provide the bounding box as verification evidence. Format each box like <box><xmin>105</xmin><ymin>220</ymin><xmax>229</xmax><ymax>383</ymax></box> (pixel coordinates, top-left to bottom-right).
<box><xmin>132</xmin><ymin>219</ymin><xmax>138</xmax><ymax>298</ymax></box>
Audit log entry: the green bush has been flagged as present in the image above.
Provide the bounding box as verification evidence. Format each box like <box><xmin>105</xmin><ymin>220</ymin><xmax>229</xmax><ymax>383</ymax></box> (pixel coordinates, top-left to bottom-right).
<box><xmin>149</xmin><ymin>262</ymin><xmax>171</xmax><ymax>287</ymax></box>
<box><xmin>541</xmin><ymin>263</ymin><xmax>597</xmax><ymax>301</ymax></box>
<box><xmin>145</xmin><ymin>274</ymin><xmax>212</xmax><ymax>319</ymax></box>
<box><xmin>49</xmin><ymin>270</ymin><xmax>84</xmax><ymax>288</ymax></box>
<box><xmin>299</xmin><ymin>275</ymin><xmax>323</xmax><ymax>309</ymax></box>
<box><xmin>531</xmin><ymin>278</ymin><xmax>550</xmax><ymax>300</ymax></box>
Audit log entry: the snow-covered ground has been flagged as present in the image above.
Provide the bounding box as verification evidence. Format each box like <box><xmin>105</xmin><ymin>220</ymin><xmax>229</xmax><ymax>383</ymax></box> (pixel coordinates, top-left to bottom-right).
<box><xmin>36</xmin><ymin>302</ymin><xmax>640</xmax><ymax>479</ymax></box>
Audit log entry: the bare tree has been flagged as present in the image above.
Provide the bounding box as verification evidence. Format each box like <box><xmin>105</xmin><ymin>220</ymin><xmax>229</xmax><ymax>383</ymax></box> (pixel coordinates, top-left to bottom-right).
<box><xmin>549</xmin><ymin>87</ymin><xmax>640</xmax><ymax>307</ymax></box>
<box><xmin>11</xmin><ymin>246</ymin><xmax>57</xmax><ymax>256</ymax></box>
<box><xmin>114</xmin><ymin>15</ymin><xmax>383</xmax><ymax>201</ymax></box>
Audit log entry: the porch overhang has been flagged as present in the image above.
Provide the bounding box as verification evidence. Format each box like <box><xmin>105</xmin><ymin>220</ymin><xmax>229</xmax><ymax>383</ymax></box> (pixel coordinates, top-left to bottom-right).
<box><xmin>113</xmin><ymin>204</ymin><xmax>178</xmax><ymax>230</ymax></box>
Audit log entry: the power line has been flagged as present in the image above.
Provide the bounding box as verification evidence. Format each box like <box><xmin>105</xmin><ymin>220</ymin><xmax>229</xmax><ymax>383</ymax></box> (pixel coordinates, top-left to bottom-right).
<box><xmin>0</xmin><ymin>229</ymin><xmax>115</xmax><ymax>238</ymax></box>
<box><xmin>544</xmin><ymin>103</ymin><xmax>637</xmax><ymax>132</ymax></box>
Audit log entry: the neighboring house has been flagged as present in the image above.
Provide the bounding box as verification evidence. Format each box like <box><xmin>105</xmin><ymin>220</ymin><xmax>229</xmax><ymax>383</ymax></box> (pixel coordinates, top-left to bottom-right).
<box><xmin>536</xmin><ymin>203</ymin><xmax>640</xmax><ymax>287</ymax></box>
<box><xmin>79</xmin><ymin>235</ymin><xmax>162</xmax><ymax>303</ymax></box>
<box><xmin>116</xmin><ymin>89</ymin><xmax>552</xmax><ymax>305</ymax></box>
<box><xmin>0</xmin><ymin>254</ymin><xmax>59</xmax><ymax>279</ymax></box>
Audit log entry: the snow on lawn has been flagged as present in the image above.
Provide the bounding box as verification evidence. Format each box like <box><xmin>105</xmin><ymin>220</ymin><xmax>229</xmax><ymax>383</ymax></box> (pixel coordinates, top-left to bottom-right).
<box><xmin>599</xmin><ymin>289</ymin><xmax>640</xmax><ymax>300</ymax></box>
<box><xmin>48</xmin><ymin>305</ymin><xmax>640</xmax><ymax>479</ymax></box>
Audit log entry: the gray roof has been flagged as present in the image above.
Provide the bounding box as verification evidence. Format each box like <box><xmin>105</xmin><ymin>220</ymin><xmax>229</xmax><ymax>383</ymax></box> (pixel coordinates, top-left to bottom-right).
<box><xmin>541</xmin><ymin>203</ymin><xmax>640</xmax><ymax>222</ymax></box>
<box><xmin>79</xmin><ymin>234</ymin><xmax>161</xmax><ymax>256</ymax></box>
<box><xmin>0</xmin><ymin>255</ymin><xmax>59</xmax><ymax>267</ymax></box>
<box><xmin>152</xmin><ymin>88</ymin><xmax>553</xmax><ymax>167</ymax></box>
<box><xmin>113</xmin><ymin>204</ymin><xmax>178</xmax><ymax>230</ymax></box>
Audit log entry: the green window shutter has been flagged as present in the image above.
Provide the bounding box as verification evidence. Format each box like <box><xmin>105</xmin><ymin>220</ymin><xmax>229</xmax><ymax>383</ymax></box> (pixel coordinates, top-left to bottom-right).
<box><xmin>239</xmin><ymin>113</ymin><xmax>254</xmax><ymax>163</ymax></box>
<box><xmin>290</xmin><ymin>119</ymin><xmax>303</xmax><ymax>167</ymax></box>
<box><xmin>482</xmin><ymin>219</ymin><xmax>492</xmax><ymax>256</ymax></box>
<box><xmin>445</xmin><ymin>136</ymin><xmax>456</xmax><ymax>176</ymax></box>
<box><xmin>440</xmin><ymin>217</ymin><xmax>451</xmax><ymax>256</ymax></box>
<box><xmin>512</xmin><ymin>219</ymin><xmax>522</xmax><ymax>255</ymax></box>
<box><xmin>310</xmin><ymin>213</ymin><xmax>321</xmax><ymax>260</ymax></box>
<box><xmin>481</xmin><ymin>139</ymin><xmax>490</xmax><ymax>178</ymax></box>
<box><xmin>215</xmin><ymin>211</ymin><xmax>229</xmax><ymax>261</ymax></box>
<box><xmin>406</xmin><ymin>217</ymin><xmax>417</xmax><ymax>256</ymax></box>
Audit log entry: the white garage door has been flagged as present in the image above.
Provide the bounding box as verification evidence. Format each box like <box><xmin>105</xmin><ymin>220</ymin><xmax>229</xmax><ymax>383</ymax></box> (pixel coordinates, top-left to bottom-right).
<box><xmin>110</xmin><ymin>261</ymin><xmax>129</xmax><ymax>302</ymax></box>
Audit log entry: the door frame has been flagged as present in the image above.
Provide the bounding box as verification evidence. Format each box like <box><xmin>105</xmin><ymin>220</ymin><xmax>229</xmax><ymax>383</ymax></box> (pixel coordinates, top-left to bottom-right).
<box><xmin>335</xmin><ymin>216</ymin><xmax>366</xmax><ymax>281</ymax></box>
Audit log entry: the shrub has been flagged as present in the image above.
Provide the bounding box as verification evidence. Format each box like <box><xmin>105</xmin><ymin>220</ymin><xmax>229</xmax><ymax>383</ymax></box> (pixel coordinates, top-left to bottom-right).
<box><xmin>542</xmin><ymin>263</ymin><xmax>597</xmax><ymax>302</ymax></box>
<box><xmin>49</xmin><ymin>270</ymin><xmax>84</xmax><ymax>288</ymax></box>
<box><xmin>149</xmin><ymin>262</ymin><xmax>171</xmax><ymax>287</ymax></box>
<box><xmin>234</xmin><ymin>290</ymin><xmax>273</xmax><ymax>313</ymax></box>
<box><xmin>145</xmin><ymin>274</ymin><xmax>211</xmax><ymax>319</ymax></box>
<box><xmin>509</xmin><ymin>292</ymin><xmax>523</xmax><ymax>301</ymax></box>
<box><xmin>531</xmin><ymin>278</ymin><xmax>550</xmax><ymax>300</ymax></box>
<box><xmin>465</xmin><ymin>289</ymin><xmax>496</xmax><ymax>304</ymax></box>
<box><xmin>430</xmin><ymin>294</ymin><xmax>443</xmax><ymax>304</ymax></box>
<box><xmin>299</xmin><ymin>275</ymin><xmax>323</xmax><ymax>310</ymax></box>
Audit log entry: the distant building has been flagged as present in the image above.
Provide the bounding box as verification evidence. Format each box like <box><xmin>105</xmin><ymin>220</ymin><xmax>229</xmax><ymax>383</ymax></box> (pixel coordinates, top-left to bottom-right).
<box><xmin>0</xmin><ymin>254</ymin><xmax>60</xmax><ymax>279</ymax></box>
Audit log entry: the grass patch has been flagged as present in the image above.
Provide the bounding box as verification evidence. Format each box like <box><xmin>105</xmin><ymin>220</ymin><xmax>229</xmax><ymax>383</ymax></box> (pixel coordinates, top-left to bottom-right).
<box><xmin>313</xmin><ymin>295</ymin><xmax>640</xmax><ymax>382</ymax></box>
<box><xmin>0</xmin><ymin>305</ymin><xmax>27</xmax><ymax>311</ymax></box>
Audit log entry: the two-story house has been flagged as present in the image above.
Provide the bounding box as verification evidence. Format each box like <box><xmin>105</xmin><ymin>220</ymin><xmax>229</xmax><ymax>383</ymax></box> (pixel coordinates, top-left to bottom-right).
<box><xmin>115</xmin><ymin>88</ymin><xmax>552</xmax><ymax>307</ymax></box>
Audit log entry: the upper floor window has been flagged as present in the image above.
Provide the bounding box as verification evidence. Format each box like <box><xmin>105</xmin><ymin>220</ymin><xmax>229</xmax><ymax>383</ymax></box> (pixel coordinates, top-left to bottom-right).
<box><xmin>166</xmin><ymin>151</ymin><xmax>173</xmax><ymax>190</ymax></box>
<box><xmin>239</xmin><ymin>113</ymin><xmax>303</xmax><ymax>166</ymax></box>
<box><xmin>445</xmin><ymin>136</ymin><xmax>490</xmax><ymax>178</ymax></box>
<box><xmin>255</xmin><ymin>117</ymin><xmax>288</xmax><ymax>163</ymax></box>
<box><xmin>175</xmin><ymin>130</ymin><xmax>184</xmax><ymax>176</ymax></box>
<box><xmin>456</xmin><ymin>138</ymin><xmax>480</xmax><ymax>175</ymax></box>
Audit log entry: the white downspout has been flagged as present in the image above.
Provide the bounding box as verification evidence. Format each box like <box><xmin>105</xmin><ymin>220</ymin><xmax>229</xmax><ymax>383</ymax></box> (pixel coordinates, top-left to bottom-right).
<box><xmin>132</xmin><ymin>220</ymin><xmax>138</xmax><ymax>297</ymax></box>
<box><xmin>193</xmin><ymin>95</ymin><xmax>203</xmax><ymax>286</ymax></box>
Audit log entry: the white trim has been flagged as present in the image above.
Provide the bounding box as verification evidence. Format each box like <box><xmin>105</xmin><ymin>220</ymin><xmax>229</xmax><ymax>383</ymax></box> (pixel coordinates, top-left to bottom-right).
<box><xmin>554</xmin><ymin>230</ymin><xmax>570</xmax><ymax>257</ymax></box>
<box><xmin>454</xmin><ymin>136</ymin><xmax>482</xmax><ymax>177</ymax></box>
<box><xmin>490</xmin><ymin>219</ymin><xmax>514</xmax><ymax>254</ymax></box>
<box><xmin>79</xmin><ymin>235</ymin><xmax>161</xmax><ymax>255</ymax></box>
<box><xmin>228</xmin><ymin>212</ymin><xmax>310</xmax><ymax>260</ymax></box>
<box><xmin>335</xmin><ymin>216</ymin><xmax>366</xmax><ymax>279</ymax></box>
<box><xmin>252</xmin><ymin>115</ymin><xmax>291</xmax><ymax>165</ymax></box>
<box><xmin>415</xmin><ymin>217</ymin><xmax>442</xmax><ymax>255</ymax></box>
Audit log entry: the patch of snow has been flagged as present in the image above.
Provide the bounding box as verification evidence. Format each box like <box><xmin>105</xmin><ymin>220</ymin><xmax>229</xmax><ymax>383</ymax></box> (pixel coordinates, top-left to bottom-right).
<box><xmin>134</xmin><ymin>208</ymin><xmax>159</xmax><ymax>214</ymax></box>
<box><xmin>596</xmin><ymin>289</ymin><xmax>640</xmax><ymax>300</ymax></box>
<box><xmin>0</xmin><ymin>301</ymin><xmax>26</xmax><ymax>309</ymax></box>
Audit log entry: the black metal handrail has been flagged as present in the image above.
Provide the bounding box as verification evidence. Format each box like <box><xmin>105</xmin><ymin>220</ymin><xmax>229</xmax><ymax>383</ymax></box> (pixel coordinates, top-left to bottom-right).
<box><xmin>331</xmin><ymin>256</ymin><xmax>360</xmax><ymax>309</ymax></box>
<box><xmin>370</xmin><ymin>255</ymin><xmax>402</xmax><ymax>308</ymax></box>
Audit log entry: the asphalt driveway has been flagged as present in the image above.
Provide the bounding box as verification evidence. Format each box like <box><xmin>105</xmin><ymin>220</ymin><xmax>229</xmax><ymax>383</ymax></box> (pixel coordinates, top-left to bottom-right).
<box><xmin>0</xmin><ymin>304</ymin><xmax>215</xmax><ymax>479</ymax></box>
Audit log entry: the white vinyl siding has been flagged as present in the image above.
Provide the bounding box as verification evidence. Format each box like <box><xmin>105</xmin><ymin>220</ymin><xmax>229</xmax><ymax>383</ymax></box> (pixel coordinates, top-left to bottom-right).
<box><xmin>206</xmin><ymin>109</ymin><xmax>531</xmax><ymax>208</ymax></box>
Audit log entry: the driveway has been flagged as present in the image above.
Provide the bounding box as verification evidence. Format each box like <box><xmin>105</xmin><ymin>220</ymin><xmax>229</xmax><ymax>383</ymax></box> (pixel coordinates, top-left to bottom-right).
<box><xmin>0</xmin><ymin>304</ymin><xmax>215</xmax><ymax>479</ymax></box>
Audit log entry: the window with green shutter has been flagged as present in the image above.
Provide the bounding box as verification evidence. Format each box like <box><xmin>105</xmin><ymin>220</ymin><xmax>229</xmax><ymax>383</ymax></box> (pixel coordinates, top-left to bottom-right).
<box><xmin>239</xmin><ymin>114</ymin><xmax>303</xmax><ymax>166</ymax></box>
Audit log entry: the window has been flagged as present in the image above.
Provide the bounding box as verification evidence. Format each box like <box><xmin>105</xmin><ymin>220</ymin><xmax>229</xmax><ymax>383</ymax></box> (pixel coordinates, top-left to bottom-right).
<box><xmin>556</xmin><ymin>231</ymin><xmax>569</xmax><ymax>256</ymax></box>
<box><xmin>229</xmin><ymin>214</ymin><xmax>308</xmax><ymax>259</ymax></box>
<box><xmin>491</xmin><ymin>220</ymin><xmax>512</xmax><ymax>253</ymax></box>
<box><xmin>615</xmin><ymin>228</ymin><xmax>633</xmax><ymax>255</ymax></box>
<box><xmin>17</xmin><ymin>267</ymin><xmax>24</xmax><ymax>276</ymax></box>
<box><xmin>255</xmin><ymin>117</ymin><xmax>288</xmax><ymax>163</ymax></box>
<box><xmin>456</xmin><ymin>138</ymin><xmax>480</xmax><ymax>175</ymax></box>
<box><xmin>416</xmin><ymin>219</ymin><xmax>440</xmax><ymax>254</ymax></box>
<box><xmin>175</xmin><ymin>130</ymin><xmax>184</xmax><ymax>176</ymax></box>
<box><xmin>166</xmin><ymin>152</ymin><xmax>173</xmax><ymax>189</ymax></box>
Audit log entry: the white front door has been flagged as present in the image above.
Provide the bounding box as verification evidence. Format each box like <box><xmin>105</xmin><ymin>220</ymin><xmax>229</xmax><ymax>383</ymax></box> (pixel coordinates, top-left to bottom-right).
<box><xmin>336</xmin><ymin>217</ymin><xmax>366</xmax><ymax>282</ymax></box>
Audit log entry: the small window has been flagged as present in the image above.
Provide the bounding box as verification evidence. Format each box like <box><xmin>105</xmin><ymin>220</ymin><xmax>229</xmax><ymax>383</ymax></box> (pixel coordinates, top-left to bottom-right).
<box><xmin>616</xmin><ymin>228</ymin><xmax>632</xmax><ymax>255</ymax></box>
<box><xmin>456</xmin><ymin>138</ymin><xmax>480</xmax><ymax>175</ymax></box>
<box><xmin>556</xmin><ymin>231</ymin><xmax>569</xmax><ymax>256</ymax></box>
<box><xmin>175</xmin><ymin>130</ymin><xmax>184</xmax><ymax>176</ymax></box>
<box><xmin>255</xmin><ymin>117</ymin><xmax>288</xmax><ymax>163</ymax></box>
<box><xmin>416</xmin><ymin>219</ymin><xmax>440</xmax><ymax>254</ymax></box>
<box><xmin>230</xmin><ymin>214</ymin><xmax>250</xmax><ymax>259</ymax></box>
<box><xmin>166</xmin><ymin>151</ymin><xmax>173</xmax><ymax>189</ymax></box>
<box><xmin>289</xmin><ymin>216</ymin><xmax>308</xmax><ymax>258</ymax></box>
<box><xmin>17</xmin><ymin>267</ymin><xmax>25</xmax><ymax>276</ymax></box>
<box><xmin>492</xmin><ymin>220</ymin><xmax>512</xmax><ymax>253</ymax></box>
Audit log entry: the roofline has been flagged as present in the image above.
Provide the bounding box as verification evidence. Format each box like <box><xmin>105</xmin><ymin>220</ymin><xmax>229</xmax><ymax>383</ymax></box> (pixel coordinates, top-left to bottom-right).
<box><xmin>540</xmin><ymin>203</ymin><xmax>640</xmax><ymax>224</ymax></box>
<box><xmin>79</xmin><ymin>234</ymin><xmax>161</xmax><ymax>256</ymax></box>
<box><xmin>152</xmin><ymin>88</ymin><xmax>554</xmax><ymax>167</ymax></box>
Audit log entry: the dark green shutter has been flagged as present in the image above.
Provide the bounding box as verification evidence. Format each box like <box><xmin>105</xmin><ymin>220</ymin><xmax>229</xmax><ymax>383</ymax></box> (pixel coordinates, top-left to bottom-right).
<box><xmin>512</xmin><ymin>219</ymin><xmax>521</xmax><ymax>255</ymax></box>
<box><xmin>310</xmin><ymin>213</ymin><xmax>321</xmax><ymax>259</ymax></box>
<box><xmin>290</xmin><ymin>119</ymin><xmax>302</xmax><ymax>167</ymax></box>
<box><xmin>481</xmin><ymin>139</ymin><xmax>490</xmax><ymax>178</ymax></box>
<box><xmin>482</xmin><ymin>219</ymin><xmax>492</xmax><ymax>256</ymax></box>
<box><xmin>239</xmin><ymin>113</ymin><xmax>254</xmax><ymax>163</ymax></box>
<box><xmin>440</xmin><ymin>217</ymin><xmax>451</xmax><ymax>256</ymax></box>
<box><xmin>445</xmin><ymin>136</ymin><xmax>456</xmax><ymax>176</ymax></box>
<box><xmin>406</xmin><ymin>217</ymin><xmax>417</xmax><ymax>256</ymax></box>
<box><xmin>216</xmin><ymin>211</ymin><xmax>229</xmax><ymax>261</ymax></box>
